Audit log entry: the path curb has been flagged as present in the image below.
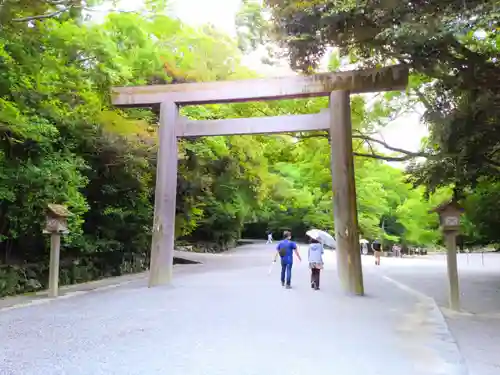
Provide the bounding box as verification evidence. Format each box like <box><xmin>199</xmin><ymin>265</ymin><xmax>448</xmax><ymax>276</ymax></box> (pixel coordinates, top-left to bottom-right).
<box><xmin>381</xmin><ymin>275</ymin><xmax>470</xmax><ymax>375</ymax></box>
<box><xmin>0</xmin><ymin>277</ymin><xmax>144</xmax><ymax>313</ymax></box>
<box><xmin>0</xmin><ymin>253</ymin><xmax>209</xmax><ymax>313</ymax></box>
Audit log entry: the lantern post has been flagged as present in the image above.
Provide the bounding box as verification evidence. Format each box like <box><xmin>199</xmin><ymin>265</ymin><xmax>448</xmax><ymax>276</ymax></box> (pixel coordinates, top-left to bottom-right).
<box><xmin>430</xmin><ymin>200</ymin><xmax>464</xmax><ymax>311</ymax></box>
<box><xmin>43</xmin><ymin>204</ymin><xmax>72</xmax><ymax>298</ymax></box>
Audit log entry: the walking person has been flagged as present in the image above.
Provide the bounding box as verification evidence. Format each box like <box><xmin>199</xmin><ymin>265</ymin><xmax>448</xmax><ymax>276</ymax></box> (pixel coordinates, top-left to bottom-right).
<box><xmin>266</xmin><ymin>231</ymin><xmax>273</xmax><ymax>244</ymax></box>
<box><xmin>372</xmin><ymin>239</ymin><xmax>382</xmax><ymax>265</ymax></box>
<box><xmin>362</xmin><ymin>243</ymin><xmax>368</xmax><ymax>255</ymax></box>
<box><xmin>274</xmin><ymin>230</ymin><xmax>301</xmax><ymax>289</ymax></box>
<box><xmin>308</xmin><ymin>238</ymin><xmax>324</xmax><ymax>290</ymax></box>
<box><xmin>392</xmin><ymin>243</ymin><xmax>401</xmax><ymax>258</ymax></box>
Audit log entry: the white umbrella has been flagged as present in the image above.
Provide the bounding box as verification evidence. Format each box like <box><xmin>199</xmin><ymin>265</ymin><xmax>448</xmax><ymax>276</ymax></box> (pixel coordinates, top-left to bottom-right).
<box><xmin>306</xmin><ymin>229</ymin><xmax>337</xmax><ymax>248</ymax></box>
<box><xmin>359</xmin><ymin>239</ymin><xmax>369</xmax><ymax>244</ymax></box>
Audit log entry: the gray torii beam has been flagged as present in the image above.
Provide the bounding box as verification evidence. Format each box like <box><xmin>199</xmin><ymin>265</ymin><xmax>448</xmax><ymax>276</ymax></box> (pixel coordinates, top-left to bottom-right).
<box><xmin>111</xmin><ymin>64</ymin><xmax>409</xmax><ymax>294</ymax></box>
<box><xmin>112</xmin><ymin>65</ymin><xmax>407</xmax><ymax>106</ymax></box>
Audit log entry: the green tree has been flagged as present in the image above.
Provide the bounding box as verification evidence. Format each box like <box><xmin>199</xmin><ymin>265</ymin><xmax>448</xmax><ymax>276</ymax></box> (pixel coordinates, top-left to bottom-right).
<box><xmin>263</xmin><ymin>0</ymin><xmax>500</xmax><ymax>193</ymax></box>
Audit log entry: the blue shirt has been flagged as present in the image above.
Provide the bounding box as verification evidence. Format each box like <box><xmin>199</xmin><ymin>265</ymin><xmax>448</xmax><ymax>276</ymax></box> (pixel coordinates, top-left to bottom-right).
<box><xmin>276</xmin><ymin>239</ymin><xmax>297</xmax><ymax>265</ymax></box>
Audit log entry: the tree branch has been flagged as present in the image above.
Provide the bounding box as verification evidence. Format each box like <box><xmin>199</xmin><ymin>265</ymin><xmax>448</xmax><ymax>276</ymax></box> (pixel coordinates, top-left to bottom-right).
<box><xmin>352</xmin><ymin>152</ymin><xmax>418</xmax><ymax>162</ymax></box>
<box><xmin>363</xmin><ymin>137</ymin><xmax>377</xmax><ymax>156</ymax></box>
<box><xmin>292</xmin><ymin>131</ymin><xmax>434</xmax><ymax>162</ymax></box>
<box><xmin>11</xmin><ymin>3</ymin><xmax>141</xmax><ymax>23</ymax></box>
<box><xmin>351</xmin><ymin>133</ymin><xmax>431</xmax><ymax>158</ymax></box>
<box><xmin>292</xmin><ymin>132</ymin><xmax>327</xmax><ymax>140</ymax></box>
<box><xmin>12</xmin><ymin>8</ymin><xmax>69</xmax><ymax>22</ymax></box>
<box><xmin>483</xmin><ymin>156</ymin><xmax>500</xmax><ymax>168</ymax></box>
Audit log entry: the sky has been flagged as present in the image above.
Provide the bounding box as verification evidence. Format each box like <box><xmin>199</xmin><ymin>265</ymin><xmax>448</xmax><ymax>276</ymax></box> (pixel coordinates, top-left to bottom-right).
<box><xmin>103</xmin><ymin>0</ymin><xmax>428</xmax><ymax>157</ymax></box>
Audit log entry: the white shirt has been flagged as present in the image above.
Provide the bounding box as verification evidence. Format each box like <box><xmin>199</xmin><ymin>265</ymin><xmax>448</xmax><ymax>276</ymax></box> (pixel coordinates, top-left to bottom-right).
<box><xmin>308</xmin><ymin>243</ymin><xmax>324</xmax><ymax>263</ymax></box>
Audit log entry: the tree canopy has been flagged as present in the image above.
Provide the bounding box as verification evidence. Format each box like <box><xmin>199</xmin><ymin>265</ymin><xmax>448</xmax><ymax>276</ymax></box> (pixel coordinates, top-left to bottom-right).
<box><xmin>261</xmin><ymin>0</ymin><xmax>500</xmax><ymax>193</ymax></box>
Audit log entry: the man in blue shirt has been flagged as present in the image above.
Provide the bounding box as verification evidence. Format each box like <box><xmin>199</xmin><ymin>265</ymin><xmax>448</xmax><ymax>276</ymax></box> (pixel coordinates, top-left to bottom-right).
<box><xmin>274</xmin><ymin>230</ymin><xmax>302</xmax><ymax>288</ymax></box>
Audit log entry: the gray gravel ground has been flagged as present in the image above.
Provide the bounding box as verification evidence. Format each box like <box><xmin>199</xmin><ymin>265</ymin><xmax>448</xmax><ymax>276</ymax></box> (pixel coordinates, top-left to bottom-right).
<box><xmin>375</xmin><ymin>253</ymin><xmax>500</xmax><ymax>375</ymax></box>
<box><xmin>1</xmin><ymin>243</ymin><xmax>467</xmax><ymax>375</ymax></box>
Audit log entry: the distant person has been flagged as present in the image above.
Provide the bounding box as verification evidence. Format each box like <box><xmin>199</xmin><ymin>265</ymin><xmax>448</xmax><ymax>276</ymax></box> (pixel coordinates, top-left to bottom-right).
<box><xmin>392</xmin><ymin>244</ymin><xmax>401</xmax><ymax>258</ymax></box>
<box><xmin>266</xmin><ymin>232</ymin><xmax>273</xmax><ymax>244</ymax></box>
<box><xmin>372</xmin><ymin>240</ymin><xmax>382</xmax><ymax>265</ymax></box>
<box><xmin>361</xmin><ymin>243</ymin><xmax>368</xmax><ymax>255</ymax></box>
<box><xmin>308</xmin><ymin>238</ymin><xmax>324</xmax><ymax>290</ymax></box>
<box><xmin>274</xmin><ymin>230</ymin><xmax>301</xmax><ymax>288</ymax></box>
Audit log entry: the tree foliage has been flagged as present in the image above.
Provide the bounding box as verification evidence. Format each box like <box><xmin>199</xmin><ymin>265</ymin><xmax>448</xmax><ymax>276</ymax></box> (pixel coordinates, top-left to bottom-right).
<box><xmin>263</xmin><ymin>0</ymin><xmax>500</xmax><ymax>192</ymax></box>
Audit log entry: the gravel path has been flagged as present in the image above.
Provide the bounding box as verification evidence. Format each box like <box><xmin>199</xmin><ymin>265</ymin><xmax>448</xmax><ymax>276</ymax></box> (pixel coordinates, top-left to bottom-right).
<box><xmin>0</xmin><ymin>243</ymin><xmax>466</xmax><ymax>375</ymax></box>
<box><xmin>376</xmin><ymin>253</ymin><xmax>500</xmax><ymax>375</ymax></box>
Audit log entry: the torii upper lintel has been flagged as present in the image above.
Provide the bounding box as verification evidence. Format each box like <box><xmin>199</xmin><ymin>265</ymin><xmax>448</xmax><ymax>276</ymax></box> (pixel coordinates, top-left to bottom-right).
<box><xmin>111</xmin><ymin>65</ymin><xmax>408</xmax><ymax>106</ymax></box>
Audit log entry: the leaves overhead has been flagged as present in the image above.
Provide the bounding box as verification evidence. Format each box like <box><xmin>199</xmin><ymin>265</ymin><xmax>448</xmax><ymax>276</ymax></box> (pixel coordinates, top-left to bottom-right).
<box><xmin>263</xmin><ymin>0</ymin><xmax>500</xmax><ymax>195</ymax></box>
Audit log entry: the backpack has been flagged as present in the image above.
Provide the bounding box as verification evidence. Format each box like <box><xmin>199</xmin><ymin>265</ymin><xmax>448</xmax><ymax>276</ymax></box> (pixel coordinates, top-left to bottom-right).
<box><xmin>278</xmin><ymin>243</ymin><xmax>288</xmax><ymax>257</ymax></box>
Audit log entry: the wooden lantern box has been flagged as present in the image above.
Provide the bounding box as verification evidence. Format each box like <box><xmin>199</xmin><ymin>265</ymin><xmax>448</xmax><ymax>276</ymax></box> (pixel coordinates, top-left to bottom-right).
<box><xmin>429</xmin><ymin>199</ymin><xmax>464</xmax><ymax>233</ymax></box>
<box><xmin>43</xmin><ymin>204</ymin><xmax>71</xmax><ymax>234</ymax></box>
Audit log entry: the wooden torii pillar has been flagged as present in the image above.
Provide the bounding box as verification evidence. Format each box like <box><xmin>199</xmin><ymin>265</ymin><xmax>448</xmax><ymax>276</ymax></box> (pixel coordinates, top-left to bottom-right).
<box><xmin>111</xmin><ymin>65</ymin><xmax>408</xmax><ymax>295</ymax></box>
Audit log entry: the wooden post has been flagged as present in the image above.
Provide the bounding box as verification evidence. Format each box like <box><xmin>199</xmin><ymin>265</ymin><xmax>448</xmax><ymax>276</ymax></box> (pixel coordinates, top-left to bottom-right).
<box><xmin>149</xmin><ymin>101</ymin><xmax>179</xmax><ymax>287</ymax></box>
<box><xmin>48</xmin><ymin>233</ymin><xmax>61</xmax><ymax>298</ymax></box>
<box><xmin>329</xmin><ymin>91</ymin><xmax>364</xmax><ymax>295</ymax></box>
<box><xmin>445</xmin><ymin>232</ymin><xmax>460</xmax><ymax>311</ymax></box>
<box><xmin>430</xmin><ymin>200</ymin><xmax>463</xmax><ymax>311</ymax></box>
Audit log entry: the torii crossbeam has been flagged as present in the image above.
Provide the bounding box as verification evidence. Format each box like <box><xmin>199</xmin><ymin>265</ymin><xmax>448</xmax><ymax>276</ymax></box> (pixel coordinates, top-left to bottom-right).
<box><xmin>111</xmin><ymin>64</ymin><xmax>409</xmax><ymax>295</ymax></box>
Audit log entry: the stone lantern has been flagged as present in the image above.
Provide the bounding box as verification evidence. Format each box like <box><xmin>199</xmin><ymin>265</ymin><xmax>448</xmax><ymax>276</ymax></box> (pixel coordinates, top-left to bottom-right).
<box><xmin>43</xmin><ymin>204</ymin><xmax>72</xmax><ymax>298</ymax></box>
<box><xmin>430</xmin><ymin>199</ymin><xmax>464</xmax><ymax>311</ymax></box>
<box><xmin>44</xmin><ymin>204</ymin><xmax>71</xmax><ymax>234</ymax></box>
<box><xmin>431</xmin><ymin>200</ymin><xmax>463</xmax><ymax>233</ymax></box>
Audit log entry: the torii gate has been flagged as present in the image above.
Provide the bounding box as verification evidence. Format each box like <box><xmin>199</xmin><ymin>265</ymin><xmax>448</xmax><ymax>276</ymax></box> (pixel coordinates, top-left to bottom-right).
<box><xmin>111</xmin><ymin>65</ymin><xmax>409</xmax><ymax>295</ymax></box>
